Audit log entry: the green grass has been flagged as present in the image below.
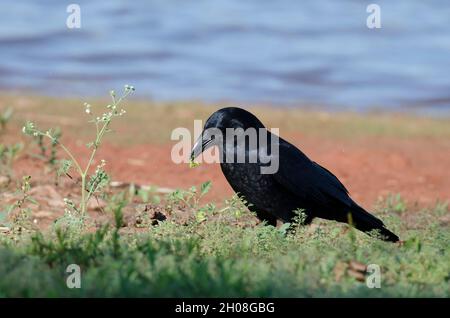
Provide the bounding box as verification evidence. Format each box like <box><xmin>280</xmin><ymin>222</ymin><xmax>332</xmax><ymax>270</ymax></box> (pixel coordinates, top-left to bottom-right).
<box><xmin>0</xmin><ymin>199</ymin><xmax>448</xmax><ymax>297</ymax></box>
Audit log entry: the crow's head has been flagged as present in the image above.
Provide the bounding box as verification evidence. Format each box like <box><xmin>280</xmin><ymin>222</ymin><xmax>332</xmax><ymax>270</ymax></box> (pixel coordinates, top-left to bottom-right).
<box><xmin>190</xmin><ymin>107</ymin><xmax>265</xmax><ymax>160</ymax></box>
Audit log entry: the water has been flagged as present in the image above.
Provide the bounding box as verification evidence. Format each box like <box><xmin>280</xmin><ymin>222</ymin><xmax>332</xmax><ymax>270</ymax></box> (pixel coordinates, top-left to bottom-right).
<box><xmin>1</xmin><ymin>0</ymin><xmax>450</xmax><ymax>114</ymax></box>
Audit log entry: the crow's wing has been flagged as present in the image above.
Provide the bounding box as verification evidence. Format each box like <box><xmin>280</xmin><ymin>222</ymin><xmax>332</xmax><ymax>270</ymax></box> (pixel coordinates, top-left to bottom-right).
<box><xmin>272</xmin><ymin>141</ymin><xmax>353</xmax><ymax>209</ymax></box>
<box><xmin>271</xmin><ymin>139</ymin><xmax>396</xmax><ymax>241</ymax></box>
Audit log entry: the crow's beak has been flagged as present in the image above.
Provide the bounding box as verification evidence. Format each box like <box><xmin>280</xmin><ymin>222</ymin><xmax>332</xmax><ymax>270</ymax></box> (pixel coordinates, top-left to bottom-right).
<box><xmin>190</xmin><ymin>135</ymin><xmax>213</xmax><ymax>161</ymax></box>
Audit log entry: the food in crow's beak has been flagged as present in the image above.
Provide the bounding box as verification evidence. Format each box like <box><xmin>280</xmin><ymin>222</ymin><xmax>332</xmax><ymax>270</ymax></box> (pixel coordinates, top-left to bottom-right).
<box><xmin>189</xmin><ymin>159</ymin><xmax>201</xmax><ymax>168</ymax></box>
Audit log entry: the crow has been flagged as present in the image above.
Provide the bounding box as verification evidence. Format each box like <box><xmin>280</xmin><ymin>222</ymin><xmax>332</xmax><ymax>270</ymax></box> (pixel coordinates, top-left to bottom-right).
<box><xmin>190</xmin><ymin>107</ymin><xmax>399</xmax><ymax>242</ymax></box>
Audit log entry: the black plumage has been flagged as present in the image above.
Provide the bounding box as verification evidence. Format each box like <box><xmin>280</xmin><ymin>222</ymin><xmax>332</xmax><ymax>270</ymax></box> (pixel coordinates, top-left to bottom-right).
<box><xmin>191</xmin><ymin>107</ymin><xmax>399</xmax><ymax>242</ymax></box>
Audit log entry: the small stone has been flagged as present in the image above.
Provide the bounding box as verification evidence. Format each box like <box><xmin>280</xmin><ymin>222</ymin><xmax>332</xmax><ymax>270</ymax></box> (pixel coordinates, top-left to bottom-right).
<box><xmin>348</xmin><ymin>260</ymin><xmax>367</xmax><ymax>272</ymax></box>
<box><xmin>134</xmin><ymin>204</ymin><xmax>148</xmax><ymax>214</ymax></box>
<box><xmin>87</xmin><ymin>198</ymin><xmax>107</xmax><ymax>211</ymax></box>
<box><xmin>347</xmin><ymin>260</ymin><xmax>367</xmax><ymax>283</ymax></box>
<box><xmin>0</xmin><ymin>226</ymin><xmax>10</xmax><ymax>233</ymax></box>
<box><xmin>34</xmin><ymin>211</ymin><xmax>53</xmax><ymax>218</ymax></box>
<box><xmin>0</xmin><ymin>176</ymin><xmax>9</xmax><ymax>187</ymax></box>
<box><xmin>347</xmin><ymin>269</ymin><xmax>366</xmax><ymax>282</ymax></box>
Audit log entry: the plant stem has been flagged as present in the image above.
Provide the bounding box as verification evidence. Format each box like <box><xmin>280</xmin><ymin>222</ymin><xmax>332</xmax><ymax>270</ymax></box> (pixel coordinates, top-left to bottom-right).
<box><xmin>58</xmin><ymin>141</ymin><xmax>83</xmax><ymax>175</ymax></box>
<box><xmin>81</xmin><ymin>174</ymin><xmax>86</xmax><ymax>215</ymax></box>
<box><xmin>38</xmin><ymin>133</ymin><xmax>86</xmax><ymax>213</ymax></box>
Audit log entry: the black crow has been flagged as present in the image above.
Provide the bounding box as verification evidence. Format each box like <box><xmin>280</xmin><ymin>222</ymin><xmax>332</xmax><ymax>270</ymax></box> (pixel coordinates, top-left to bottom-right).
<box><xmin>190</xmin><ymin>107</ymin><xmax>399</xmax><ymax>242</ymax></box>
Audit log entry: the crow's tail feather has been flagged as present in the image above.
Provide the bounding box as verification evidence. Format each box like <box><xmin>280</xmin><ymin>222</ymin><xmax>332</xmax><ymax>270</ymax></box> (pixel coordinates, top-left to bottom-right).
<box><xmin>350</xmin><ymin>205</ymin><xmax>399</xmax><ymax>243</ymax></box>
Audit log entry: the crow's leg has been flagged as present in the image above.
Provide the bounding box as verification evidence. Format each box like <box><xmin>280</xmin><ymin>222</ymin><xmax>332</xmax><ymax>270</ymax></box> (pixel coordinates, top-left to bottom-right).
<box><xmin>254</xmin><ymin>210</ymin><xmax>278</xmax><ymax>226</ymax></box>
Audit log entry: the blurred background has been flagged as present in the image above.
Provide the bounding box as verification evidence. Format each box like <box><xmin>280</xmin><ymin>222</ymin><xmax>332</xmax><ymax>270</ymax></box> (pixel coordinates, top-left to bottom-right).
<box><xmin>0</xmin><ymin>0</ymin><xmax>449</xmax><ymax>114</ymax></box>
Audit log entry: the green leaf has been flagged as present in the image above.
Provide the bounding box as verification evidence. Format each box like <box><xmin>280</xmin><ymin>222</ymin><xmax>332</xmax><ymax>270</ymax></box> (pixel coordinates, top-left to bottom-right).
<box><xmin>57</xmin><ymin>159</ymin><xmax>72</xmax><ymax>177</ymax></box>
<box><xmin>2</xmin><ymin>107</ymin><xmax>13</xmax><ymax>121</ymax></box>
<box><xmin>128</xmin><ymin>183</ymin><xmax>136</xmax><ymax>197</ymax></box>
<box><xmin>138</xmin><ymin>189</ymin><xmax>149</xmax><ymax>203</ymax></box>
<box><xmin>26</xmin><ymin>197</ymin><xmax>39</xmax><ymax>205</ymax></box>
<box><xmin>278</xmin><ymin>223</ymin><xmax>291</xmax><ymax>235</ymax></box>
<box><xmin>174</xmin><ymin>190</ymin><xmax>184</xmax><ymax>200</ymax></box>
<box><xmin>152</xmin><ymin>195</ymin><xmax>161</xmax><ymax>204</ymax></box>
<box><xmin>195</xmin><ymin>210</ymin><xmax>207</xmax><ymax>223</ymax></box>
<box><xmin>200</xmin><ymin>181</ymin><xmax>212</xmax><ymax>195</ymax></box>
<box><xmin>189</xmin><ymin>160</ymin><xmax>201</xmax><ymax>168</ymax></box>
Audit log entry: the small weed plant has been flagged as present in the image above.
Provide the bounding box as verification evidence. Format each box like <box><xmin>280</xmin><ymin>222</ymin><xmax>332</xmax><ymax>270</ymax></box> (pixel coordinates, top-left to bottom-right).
<box><xmin>22</xmin><ymin>85</ymin><xmax>135</xmax><ymax>220</ymax></box>
<box><xmin>0</xmin><ymin>107</ymin><xmax>13</xmax><ymax>133</ymax></box>
<box><xmin>2</xmin><ymin>176</ymin><xmax>37</xmax><ymax>235</ymax></box>
<box><xmin>0</xmin><ymin>143</ymin><xmax>23</xmax><ymax>184</ymax></box>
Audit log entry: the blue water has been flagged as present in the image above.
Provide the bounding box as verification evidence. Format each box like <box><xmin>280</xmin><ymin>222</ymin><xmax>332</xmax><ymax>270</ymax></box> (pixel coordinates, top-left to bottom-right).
<box><xmin>1</xmin><ymin>0</ymin><xmax>450</xmax><ymax>113</ymax></box>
